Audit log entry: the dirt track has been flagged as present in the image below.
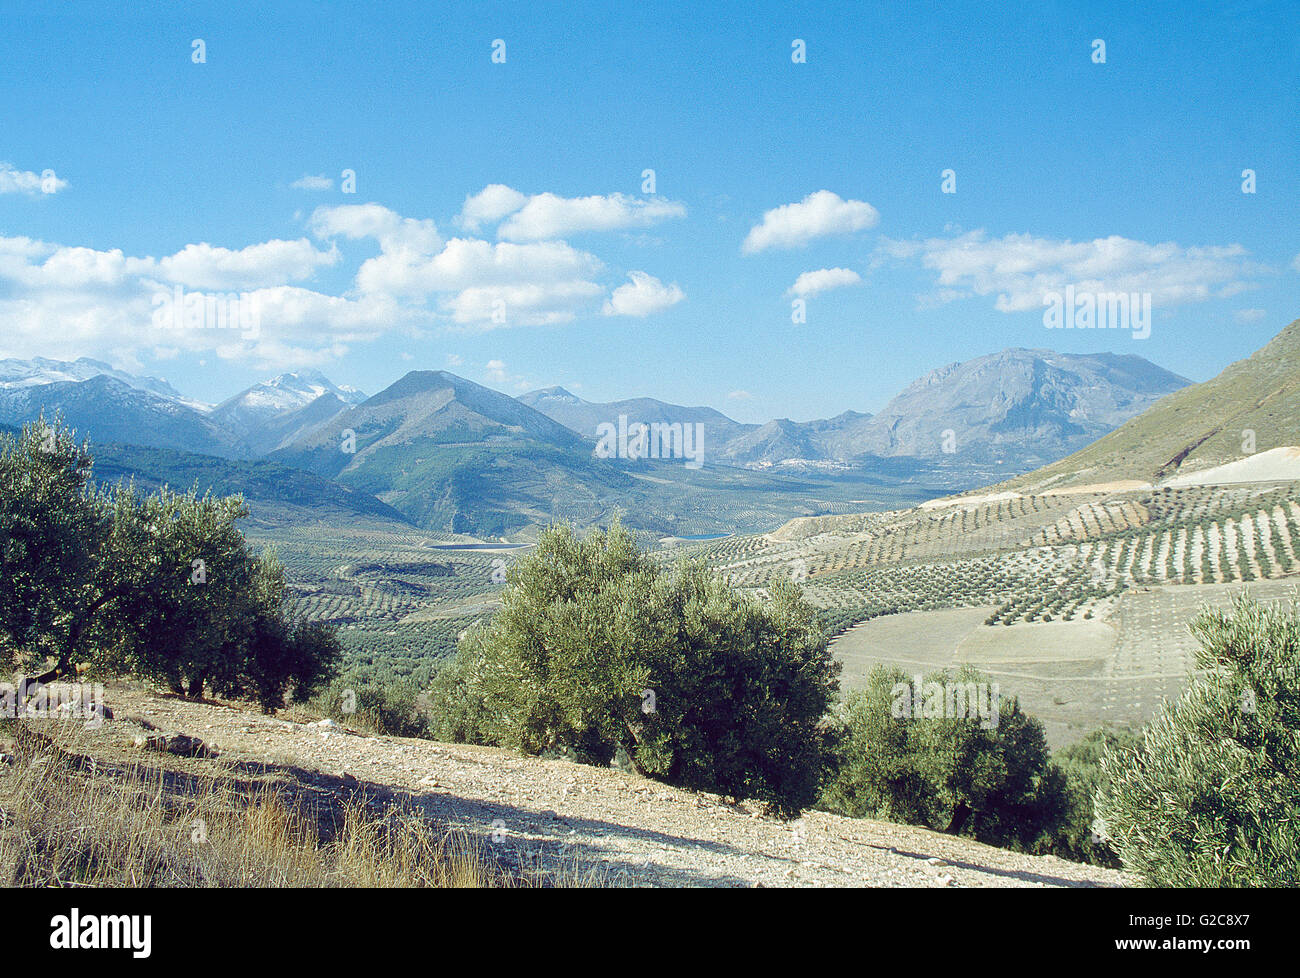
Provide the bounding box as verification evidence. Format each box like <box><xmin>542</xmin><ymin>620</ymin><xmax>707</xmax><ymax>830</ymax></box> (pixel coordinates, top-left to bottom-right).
<box><xmin>56</xmin><ymin>684</ymin><xmax>1128</xmax><ymax>889</ymax></box>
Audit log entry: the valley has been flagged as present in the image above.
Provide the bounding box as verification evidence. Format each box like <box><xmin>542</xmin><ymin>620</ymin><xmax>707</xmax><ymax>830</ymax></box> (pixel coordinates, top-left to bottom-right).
<box><xmin>250</xmin><ymin>469</ymin><xmax>1300</xmax><ymax>747</ymax></box>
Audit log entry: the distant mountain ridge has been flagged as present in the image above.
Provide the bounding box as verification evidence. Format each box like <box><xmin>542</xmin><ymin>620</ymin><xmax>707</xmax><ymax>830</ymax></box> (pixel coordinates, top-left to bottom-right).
<box><xmin>805</xmin><ymin>349</ymin><xmax>1190</xmax><ymax>467</ymax></box>
<box><xmin>0</xmin><ymin>375</ymin><xmax>234</xmax><ymax>457</ymax></box>
<box><xmin>0</xmin><ymin>356</ymin><xmax>206</xmax><ymax>411</ymax></box>
<box><xmin>212</xmin><ymin>370</ymin><xmax>368</xmax><ymax>456</ymax></box>
<box><xmin>518</xmin><ymin>387</ymin><xmax>757</xmax><ymax>447</ymax></box>
<box><xmin>522</xmin><ymin>350</ymin><xmax>1188</xmax><ymax>478</ymax></box>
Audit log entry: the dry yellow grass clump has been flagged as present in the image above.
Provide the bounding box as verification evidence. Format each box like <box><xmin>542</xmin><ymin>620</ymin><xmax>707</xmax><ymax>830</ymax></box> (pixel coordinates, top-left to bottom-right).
<box><xmin>0</xmin><ymin>719</ymin><xmax>587</xmax><ymax>888</ymax></box>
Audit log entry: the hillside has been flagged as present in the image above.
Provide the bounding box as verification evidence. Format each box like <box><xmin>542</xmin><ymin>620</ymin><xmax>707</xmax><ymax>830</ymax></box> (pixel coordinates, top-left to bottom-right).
<box><xmin>88</xmin><ymin>441</ymin><xmax>413</xmax><ymax>529</ymax></box>
<box><xmin>18</xmin><ymin>683</ymin><xmax>1123</xmax><ymax>888</ymax></box>
<box><xmin>998</xmin><ymin>318</ymin><xmax>1300</xmax><ymax>492</ymax></box>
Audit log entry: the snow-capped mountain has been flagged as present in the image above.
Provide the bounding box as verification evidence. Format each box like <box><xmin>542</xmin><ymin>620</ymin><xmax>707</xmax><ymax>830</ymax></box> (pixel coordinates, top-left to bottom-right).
<box><xmin>0</xmin><ymin>375</ymin><xmax>233</xmax><ymax>456</ymax></box>
<box><xmin>0</xmin><ymin>356</ymin><xmax>209</xmax><ymax>411</ymax></box>
<box><xmin>209</xmin><ymin>371</ymin><xmax>368</xmax><ymax>454</ymax></box>
<box><xmin>212</xmin><ymin>371</ymin><xmax>367</xmax><ymax>431</ymax></box>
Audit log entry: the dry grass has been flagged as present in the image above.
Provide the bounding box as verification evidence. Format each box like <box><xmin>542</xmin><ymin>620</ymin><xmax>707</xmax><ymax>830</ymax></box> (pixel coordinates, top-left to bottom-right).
<box><xmin>0</xmin><ymin>719</ymin><xmax>594</xmax><ymax>887</ymax></box>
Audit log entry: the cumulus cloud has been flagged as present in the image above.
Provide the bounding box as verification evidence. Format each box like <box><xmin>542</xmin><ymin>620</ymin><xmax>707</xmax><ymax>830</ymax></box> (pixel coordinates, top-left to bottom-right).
<box><xmin>0</xmin><ymin>162</ymin><xmax>67</xmax><ymax>195</ymax></box>
<box><xmin>601</xmin><ymin>271</ymin><xmax>685</xmax><ymax>317</ymax></box>
<box><xmin>456</xmin><ymin>184</ymin><xmax>528</xmax><ymax>231</ymax></box>
<box><xmin>155</xmin><ymin>239</ymin><xmax>340</xmax><ymax>290</ymax></box>
<box><xmin>311</xmin><ymin>203</ymin><xmax>606</xmax><ymax>324</ymax></box>
<box><xmin>310</xmin><ymin>203</ymin><xmax>442</xmax><ymax>254</ymax></box>
<box><xmin>494</xmin><ymin>190</ymin><xmax>686</xmax><ymax>242</ymax></box>
<box><xmin>742</xmin><ymin>190</ymin><xmax>879</xmax><ymax>254</ymax></box>
<box><xmin>0</xmin><ymin>189</ymin><xmax>686</xmax><ymax>364</ymax></box>
<box><xmin>445</xmin><ymin>280</ymin><xmax>606</xmax><ymax>327</ymax></box>
<box><xmin>0</xmin><ymin>232</ymin><xmax>396</xmax><ymax>369</ymax></box>
<box><xmin>357</xmin><ymin>237</ymin><xmax>605</xmax><ymax>313</ymax></box>
<box><xmin>877</xmin><ymin>230</ymin><xmax>1262</xmax><ymax>312</ymax></box>
<box><xmin>786</xmin><ymin>267</ymin><xmax>862</xmax><ymax>298</ymax></box>
<box><xmin>291</xmin><ymin>174</ymin><xmax>334</xmax><ymax>191</ymax></box>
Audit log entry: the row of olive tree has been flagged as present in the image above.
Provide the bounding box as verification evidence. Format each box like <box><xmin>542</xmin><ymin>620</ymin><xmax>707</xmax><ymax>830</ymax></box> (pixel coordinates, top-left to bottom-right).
<box><xmin>1</xmin><ymin>417</ymin><xmax>340</xmax><ymax>711</ymax></box>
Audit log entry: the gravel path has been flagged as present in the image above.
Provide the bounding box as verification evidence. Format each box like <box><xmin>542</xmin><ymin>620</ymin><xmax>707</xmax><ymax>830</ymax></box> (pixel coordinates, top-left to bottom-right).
<box><xmin>99</xmin><ymin>686</ymin><xmax>1125</xmax><ymax>888</ymax></box>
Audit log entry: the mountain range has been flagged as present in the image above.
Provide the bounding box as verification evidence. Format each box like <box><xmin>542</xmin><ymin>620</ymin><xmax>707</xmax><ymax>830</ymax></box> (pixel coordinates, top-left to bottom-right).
<box><xmin>0</xmin><ymin>346</ymin><xmax>1197</xmax><ymax>533</ymax></box>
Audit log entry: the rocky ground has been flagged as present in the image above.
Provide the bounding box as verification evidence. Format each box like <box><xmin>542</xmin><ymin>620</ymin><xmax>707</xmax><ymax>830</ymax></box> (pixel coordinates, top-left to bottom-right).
<box><xmin>31</xmin><ymin>683</ymin><xmax>1127</xmax><ymax>888</ymax></box>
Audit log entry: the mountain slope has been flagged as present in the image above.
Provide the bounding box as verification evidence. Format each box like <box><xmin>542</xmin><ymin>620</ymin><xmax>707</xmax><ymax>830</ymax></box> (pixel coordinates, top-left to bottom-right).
<box><xmin>272</xmin><ymin>371</ymin><xmax>620</xmax><ymax>533</ymax></box>
<box><xmin>830</xmin><ymin>350</ymin><xmax>1188</xmax><ymax>464</ymax></box>
<box><xmin>998</xmin><ymin>318</ymin><xmax>1300</xmax><ymax>491</ymax></box>
<box><xmin>274</xmin><ymin>371</ymin><xmax>583</xmax><ymax>478</ymax></box>
<box><xmin>0</xmin><ymin>416</ymin><xmax>410</xmax><ymax>529</ymax></box>
<box><xmin>91</xmin><ymin>441</ymin><xmax>414</xmax><ymax>529</ymax></box>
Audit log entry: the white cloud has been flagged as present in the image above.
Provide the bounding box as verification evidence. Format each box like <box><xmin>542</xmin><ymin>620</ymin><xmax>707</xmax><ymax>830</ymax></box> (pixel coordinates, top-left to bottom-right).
<box><xmin>482</xmin><ymin>358</ymin><xmax>532</xmax><ymax>391</ymax></box>
<box><xmin>1234</xmin><ymin>308</ymin><xmax>1267</xmax><ymax>324</ymax></box>
<box><xmin>155</xmin><ymin>239</ymin><xmax>339</xmax><ymax>290</ymax></box>
<box><xmin>456</xmin><ymin>184</ymin><xmax>528</xmax><ymax>231</ymax></box>
<box><xmin>742</xmin><ymin>190</ymin><xmax>879</xmax><ymax>254</ymax></box>
<box><xmin>445</xmin><ymin>353</ymin><xmax>463</xmax><ymax>367</ymax></box>
<box><xmin>727</xmin><ymin>390</ymin><xmax>753</xmax><ymax>400</ymax></box>
<box><xmin>446</xmin><ymin>280</ymin><xmax>605</xmax><ymax>327</ymax></box>
<box><xmin>601</xmin><ymin>271</ymin><xmax>685</xmax><ymax>317</ymax></box>
<box><xmin>0</xmin><ymin>162</ymin><xmax>67</xmax><ymax>195</ymax></box>
<box><xmin>495</xmin><ymin>190</ymin><xmax>686</xmax><ymax>242</ymax></box>
<box><xmin>786</xmin><ymin>267</ymin><xmax>862</xmax><ymax>298</ymax></box>
<box><xmin>878</xmin><ymin>230</ymin><xmax>1262</xmax><ymax>312</ymax></box>
<box><xmin>0</xmin><ymin>232</ymin><xmax>400</xmax><ymax>369</ymax></box>
<box><xmin>0</xmin><ymin>190</ymin><xmax>684</xmax><ymax>366</ymax></box>
<box><xmin>310</xmin><ymin>203</ymin><xmax>441</xmax><ymax>254</ymax></box>
<box><xmin>357</xmin><ymin>237</ymin><xmax>605</xmax><ymax>312</ymax></box>
<box><xmin>291</xmin><ymin>174</ymin><xmax>334</xmax><ymax>191</ymax></box>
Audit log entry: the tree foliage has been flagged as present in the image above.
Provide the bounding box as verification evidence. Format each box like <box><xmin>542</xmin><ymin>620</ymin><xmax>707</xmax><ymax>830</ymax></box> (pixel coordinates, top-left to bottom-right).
<box><xmin>1095</xmin><ymin>594</ymin><xmax>1300</xmax><ymax>885</ymax></box>
<box><xmin>429</xmin><ymin>519</ymin><xmax>840</xmax><ymax>816</ymax></box>
<box><xmin>0</xmin><ymin>416</ymin><xmax>340</xmax><ymax>711</ymax></box>
<box><xmin>821</xmin><ymin>664</ymin><xmax>1070</xmax><ymax>851</ymax></box>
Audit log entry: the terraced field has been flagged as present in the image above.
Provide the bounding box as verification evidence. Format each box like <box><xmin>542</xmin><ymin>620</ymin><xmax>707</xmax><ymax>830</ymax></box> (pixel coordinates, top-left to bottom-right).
<box><xmin>251</xmin><ymin>477</ymin><xmax>1300</xmax><ymax>742</ymax></box>
<box><xmin>661</xmin><ymin>479</ymin><xmax>1300</xmax><ymax>746</ymax></box>
<box><xmin>248</xmin><ymin>524</ymin><xmax>527</xmax><ymax>685</ymax></box>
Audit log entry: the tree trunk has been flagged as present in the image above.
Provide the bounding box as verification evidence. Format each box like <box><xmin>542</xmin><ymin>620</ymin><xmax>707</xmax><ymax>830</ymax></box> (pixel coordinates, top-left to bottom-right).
<box><xmin>945</xmin><ymin>801</ymin><xmax>973</xmax><ymax>835</ymax></box>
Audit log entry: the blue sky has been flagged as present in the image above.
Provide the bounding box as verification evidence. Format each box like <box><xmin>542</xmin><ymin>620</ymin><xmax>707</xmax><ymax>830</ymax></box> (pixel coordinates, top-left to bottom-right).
<box><xmin>1</xmin><ymin>0</ymin><xmax>1296</xmax><ymax>422</ymax></box>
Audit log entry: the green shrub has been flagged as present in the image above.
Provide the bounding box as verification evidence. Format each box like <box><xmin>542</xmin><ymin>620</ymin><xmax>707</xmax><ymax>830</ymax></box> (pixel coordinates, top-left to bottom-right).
<box><xmin>1052</xmin><ymin>726</ymin><xmax>1140</xmax><ymax>867</ymax></box>
<box><xmin>821</xmin><ymin>665</ymin><xmax>1069</xmax><ymax>852</ymax></box>
<box><xmin>317</xmin><ymin>680</ymin><xmax>430</xmax><ymax>739</ymax></box>
<box><xmin>1095</xmin><ymin>594</ymin><xmax>1300</xmax><ymax>885</ymax></box>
